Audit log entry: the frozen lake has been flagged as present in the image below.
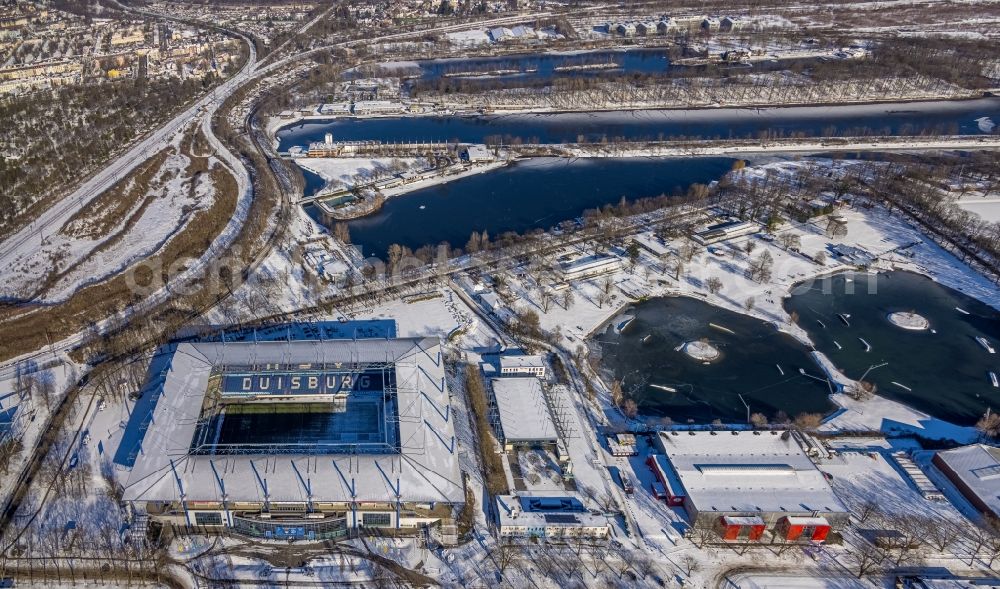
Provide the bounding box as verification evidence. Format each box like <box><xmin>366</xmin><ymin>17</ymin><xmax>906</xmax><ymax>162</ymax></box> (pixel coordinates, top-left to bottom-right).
<box><xmin>593</xmin><ymin>296</ymin><xmax>835</xmax><ymax>424</ymax></box>
<box><xmin>785</xmin><ymin>271</ymin><xmax>1000</xmax><ymax>425</ymax></box>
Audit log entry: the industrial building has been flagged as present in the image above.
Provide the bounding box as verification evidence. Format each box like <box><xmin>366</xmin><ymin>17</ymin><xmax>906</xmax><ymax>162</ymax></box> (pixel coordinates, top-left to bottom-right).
<box><xmin>933</xmin><ymin>444</ymin><xmax>1000</xmax><ymax>518</ymax></box>
<box><xmin>489</xmin><ymin>377</ymin><xmax>558</xmax><ymax>451</ymax></box>
<box><xmin>115</xmin><ymin>334</ymin><xmax>464</xmax><ymax>541</ymax></box>
<box><xmin>652</xmin><ymin>430</ymin><xmax>849</xmax><ymax>540</ymax></box>
<box><xmin>496</xmin><ymin>492</ymin><xmax>610</xmax><ymax>541</ymax></box>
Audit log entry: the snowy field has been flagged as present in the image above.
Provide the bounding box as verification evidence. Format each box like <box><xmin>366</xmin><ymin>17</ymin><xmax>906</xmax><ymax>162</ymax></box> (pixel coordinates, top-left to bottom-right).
<box><xmin>956</xmin><ymin>196</ymin><xmax>1000</xmax><ymax>223</ymax></box>
<box><xmin>0</xmin><ymin>123</ymin><xmax>226</xmax><ymax>304</ymax></box>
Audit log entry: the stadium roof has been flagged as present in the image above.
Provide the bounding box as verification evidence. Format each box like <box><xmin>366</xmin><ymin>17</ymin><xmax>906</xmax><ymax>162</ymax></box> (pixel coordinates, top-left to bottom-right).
<box><xmin>657</xmin><ymin>430</ymin><xmax>848</xmax><ymax>516</ymax></box>
<box><xmin>491</xmin><ymin>377</ymin><xmax>558</xmax><ymax>444</ymax></box>
<box><xmin>117</xmin><ymin>336</ymin><xmax>463</xmax><ymax>505</ymax></box>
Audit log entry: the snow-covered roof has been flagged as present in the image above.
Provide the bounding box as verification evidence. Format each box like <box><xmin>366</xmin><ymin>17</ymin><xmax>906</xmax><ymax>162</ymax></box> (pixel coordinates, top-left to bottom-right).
<box><xmin>119</xmin><ymin>337</ymin><xmax>463</xmax><ymax>505</ymax></box>
<box><xmin>633</xmin><ymin>232</ymin><xmax>671</xmax><ymax>257</ymax></box>
<box><xmin>935</xmin><ymin>444</ymin><xmax>1000</xmax><ymax>516</ymax></box>
<box><xmin>491</xmin><ymin>377</ymin><xmax>558</xmax><ymax>444</ymax></box>
<box><xmin>496</xmin><ymin>492</ymin><xmax>608</xmax><ymax>530</ymax></box>
<box><xmin>498</xmin><ymin>354</ymin><xmax>546</xmax><ymax>371</ymax></box>
<box><xmin>782</xmin><ymin>516</ymin><xmax>830</xmax><ymax>527</ymax></box>
<box><xmin>656</xmin><ymin>430</ymin><xmax>848</xmax><ymax>516</ymax></box>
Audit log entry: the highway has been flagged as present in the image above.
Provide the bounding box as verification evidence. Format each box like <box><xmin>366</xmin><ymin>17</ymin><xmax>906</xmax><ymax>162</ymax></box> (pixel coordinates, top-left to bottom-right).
<box><xmin>0</xmin><ymin>6</ymin><xmax>554</xmax><ymax>379</ymax></box>
<box><xmin>0</xmin><ymin>39</ymin><xmax>258</xmax><ymax>272</ymax></box>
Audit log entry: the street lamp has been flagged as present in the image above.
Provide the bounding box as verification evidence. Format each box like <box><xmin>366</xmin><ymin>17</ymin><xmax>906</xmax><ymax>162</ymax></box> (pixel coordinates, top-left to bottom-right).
<box><xmin>738</xmin><ymin>394</ymin><xmax>750</xmax><ymax>424</ymax></box>
<box><xmin>857</xmin><ymin>362</ymin><xmax>888</xmax><ymax>383</ymax></box>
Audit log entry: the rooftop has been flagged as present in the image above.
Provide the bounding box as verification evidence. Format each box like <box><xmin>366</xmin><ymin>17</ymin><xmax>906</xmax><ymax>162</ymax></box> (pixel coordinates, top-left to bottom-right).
<box><xmin>498</xmin><ymin>354</ymin><xmax>546</xmax><ymax>371</ymax></box>
<box><xmin>491</xmin><ymin>377</ymin><xmax>558</xmax><ymax>444</ymax></box>
<box><xmin>496</xmin><ymin>492</ymin><xmax>608</xmax><ymax>530</ymax></box>
<box><xmin>657</xmin><ymin>430</ymin><xmax>848</xmax><ymax>516</ymax></box>
<box><xmin>936</xmin><ymin>444</ymin><xmax>1000</xmax><ymax>514</ymax></box>
<box><xmin>116</xmin><ymin>336</ymin><xmax>463</xmax><ymax>506</ymax></box>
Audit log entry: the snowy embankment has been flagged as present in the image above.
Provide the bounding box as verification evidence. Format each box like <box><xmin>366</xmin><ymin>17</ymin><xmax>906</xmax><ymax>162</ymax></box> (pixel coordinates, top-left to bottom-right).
<box><xmin>294</xmin><ymin>157</ymin><xmax>511</xmax><ymax>202</ymax></box>
<box><xmin>0</xmin><ymin>110</ymin><xmax>255</xmax><ymax>372</ymax></box>
<box><xmin>294</xmin><ymin>157</ymin><xmax>424</xmax><ymax>192</ymax></box>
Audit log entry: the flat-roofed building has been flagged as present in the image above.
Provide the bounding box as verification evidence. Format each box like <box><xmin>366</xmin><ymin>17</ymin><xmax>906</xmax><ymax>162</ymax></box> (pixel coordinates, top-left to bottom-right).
<box><xmin>499</xmin><ymin>353</ymin><xmax>547</xmax><ymax>378</ymax></box>
<box><xmin>654</xmin><ymin>430</ymin><xmax>849</xmax><ymax>538</ymax></box>
<box><xmin>691</xmin><ymin>219</ymin><xmax>761</xmax><ymax>245</ymax></box>
<box><xmin>557</xmin><ymin>252</ymin><xmax>622</xmax><ymax>280</ymax></box>
<box><xmin>490</xmin><ymin>377</ymin><xmax>558</xmax><ymax>451</ymax></box>
<box><xmin>352</xmin><ymin>100</ymin><xmax>404</xmax><ymax>115</ymax></box>
<box><xmin>933</xmin><ymin>444</ymin><xmax>1000</xmax><ymax>518</ymax></box>
<box><xmin>496</xmin><ymin>492</ymin><xmax>610</xmax><ymax>540</ymax></box>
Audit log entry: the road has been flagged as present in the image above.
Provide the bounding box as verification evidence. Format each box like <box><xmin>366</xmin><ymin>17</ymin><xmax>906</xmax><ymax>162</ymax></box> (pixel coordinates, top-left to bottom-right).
<box><xmin>0</xmin><ymin>32</ymin><xmax>258</xmax><ymax>273</ymax></box>
<box><xmin>0</xmin><ymin>8</ymin><xmax>555</xmax><ymax>378</ymax></box>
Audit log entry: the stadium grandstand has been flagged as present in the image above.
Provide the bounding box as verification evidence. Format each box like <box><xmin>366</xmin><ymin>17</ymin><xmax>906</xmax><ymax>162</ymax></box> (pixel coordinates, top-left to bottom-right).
<box><xmin>113</xmin><ymin>323</ymin><xmax>463</xmax><ymax>541</ymax></box>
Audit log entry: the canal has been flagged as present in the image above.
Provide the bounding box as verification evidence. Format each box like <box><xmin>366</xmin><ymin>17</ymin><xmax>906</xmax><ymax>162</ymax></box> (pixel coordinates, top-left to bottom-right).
<box><xmin>593</xmin><ymin>296</ymin><xmax>836</xmax><ymax>424</ymax></box>
<box><xmin>277</xmin><ymin>97</ymin><xmax>1000</xmax><ymax>151</ymax></box>
<box><xmin>785</xmin><ymin>271</ymin><xmax>1000</xmax><ymax>425</ymax></box>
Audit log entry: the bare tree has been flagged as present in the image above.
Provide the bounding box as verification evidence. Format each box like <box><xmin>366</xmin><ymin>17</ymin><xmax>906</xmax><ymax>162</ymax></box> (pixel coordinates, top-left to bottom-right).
<box><xmin>853</xmin><ymin>499</ymin><xmax>881</xmax><ymax>525</ymax></box>
<box><xmin>848</xmin><ymin>544</ymin><xmax>889</xmax><ymax>579</ymax></box>
<box><xmin>778</xmin><ymin>232</ymin><xmax>801</xmax><ymax>251</ymax></box>
<box><xmin>977</xmin><ymin>409</ymin><xmax>1000</xmax><ymax>439</ymax></box>
<box><xmin>561</xmin><ymin>289</ymin><xmax>575</xmax><ymax>310</ymax></box>
<box><xmin>633</xmin><ymin>554</ymin><xmax>655</xmax><ymax>580</ymax></box>
<box><xmin>539</xmin><ymin>288</ymin><xmax>554</xmax><ymax>313</ymax></box>
<box><xmin>600</xmin><ymin>276</ymin><xmax>615</xmax><ymax>296</ymax></box>
<box><xmin>746</xmin><ymin>250</ymin><xmax>774</xmax><ymax>283</ymax></box>
<box><xmin>678</xmin><ymin>554</ymin><xmax>700</xmax><ymax>576</ymax></box>
<box><xmin>689</xmin><ymin>524</ymin><xmax>717</xmax><ymax>548</ymax></box>
<box><xmin>705</xmin><ymin>276</ymin><xmax>723</xmax><ymax>294</ymax></box>
<box><xmin>917</xmin><ymin>515</ymin><xmax>962</xmax><ymax>552</ymax></box>
<box><xmin>492</xmin><ymin>541</ymin><xmax>522</xmax><ymax>576</ymax></box>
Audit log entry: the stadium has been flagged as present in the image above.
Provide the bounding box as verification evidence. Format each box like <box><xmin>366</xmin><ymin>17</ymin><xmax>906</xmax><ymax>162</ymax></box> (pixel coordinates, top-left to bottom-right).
<box><xmin>114</xmin><ymin>329</ymin><xmax>464</xmax><ymax>541</ymax></box>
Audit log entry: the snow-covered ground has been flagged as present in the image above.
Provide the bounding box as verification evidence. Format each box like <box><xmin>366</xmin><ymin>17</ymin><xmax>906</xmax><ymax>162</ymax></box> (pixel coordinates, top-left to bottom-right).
<box><xmin>956</xmin><ymin>196</ymin><xmax>1000</xmax><ymax>222</ymax></box>
<box><xmin>295</xmin><ymin>156</ymin><xmax>425</xmax><ymax>192</ymax></box>
<box><xmin>0</xmin><ymin>124</ymin><xmax>223</xmax><ymax>303</ymax></box>
<box><xmin>0</xmin><ymin>355</ymin><xmax>80</xmax><ymax>508</ymax></box>
<box><xmin>483</xmin><ymin>158</ymin><xmax>1000</xmax><ymax>443</ymax></box>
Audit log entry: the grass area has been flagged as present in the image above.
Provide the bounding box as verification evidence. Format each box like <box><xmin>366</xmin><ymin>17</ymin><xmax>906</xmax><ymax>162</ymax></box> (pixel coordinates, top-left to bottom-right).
<box><xmin>464</xmin><ymin>364</ymin><xmax>509</xmax><ymax>496</ymax></box>
<box><xmin>455</xmin><ymin>479</ymin><xmax>476</xmax><ymax>539</ymax></box>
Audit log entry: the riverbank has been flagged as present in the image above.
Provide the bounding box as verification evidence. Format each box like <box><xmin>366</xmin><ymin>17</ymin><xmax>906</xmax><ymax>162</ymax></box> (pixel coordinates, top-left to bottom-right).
<box><xmin>267</xmin><ymin>96</ymin><xmax>1000</xmax><ymax>149</ymax></box>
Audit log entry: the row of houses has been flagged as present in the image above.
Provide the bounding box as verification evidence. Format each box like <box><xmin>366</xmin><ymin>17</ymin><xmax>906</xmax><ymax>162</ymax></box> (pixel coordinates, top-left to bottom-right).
<box><xmin>606</xmin><ymin>15</ymin><xmax>747</xmax><ymax>37</ymax></box>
